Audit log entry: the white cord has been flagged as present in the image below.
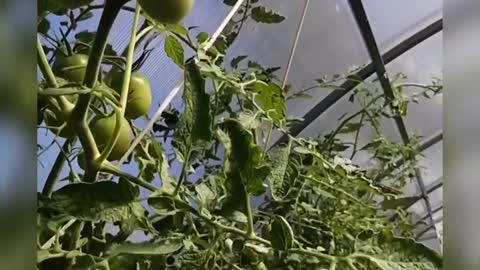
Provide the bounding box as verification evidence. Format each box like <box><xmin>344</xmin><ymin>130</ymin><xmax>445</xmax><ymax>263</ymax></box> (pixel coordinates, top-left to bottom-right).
<box><xmin>281</xmin><ymin>0</ymin><xmax>310</xmax><ymax>89</ymax></box>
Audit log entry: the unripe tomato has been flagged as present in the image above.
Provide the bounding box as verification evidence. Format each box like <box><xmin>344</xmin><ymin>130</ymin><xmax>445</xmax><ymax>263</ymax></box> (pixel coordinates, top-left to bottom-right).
<box><xmin>50</xmin><ymin>0</ymin><xmax>94</xmax><ymax>9</ymax></box>
<box><xmin>52</xmin><ymin>54</ymin><xmax>89</xmax><ymax>84</ymax></box>
<box><xmin>89</xmin><ymin>113</ymin><xmax>132</xmax><ymax>161</ymax></box>
<box><xmin>138</xmin><ymin>0</ymin><xmax>194</xmax><ymax>24</ymax></box>
<box><xmin>44</xmin><ymin>95</ymin><xmax>78</xmax><ymax>138</ymax></box>
<box><xmin>107</xmin><ymin>71</ymin><xmax>152</xmax><ymax>120</ymax></box>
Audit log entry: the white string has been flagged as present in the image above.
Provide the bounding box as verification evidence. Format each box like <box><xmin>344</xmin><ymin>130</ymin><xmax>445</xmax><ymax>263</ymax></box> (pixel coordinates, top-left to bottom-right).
<box><xmin>109</xmin><ymin>0</ymin><xmax>247</xmax><ymax>175</ymax></box>
<box><xmin>282</xmin><ymin>0</ymin><xmax>310</xmax><ymax>89</ymax></box>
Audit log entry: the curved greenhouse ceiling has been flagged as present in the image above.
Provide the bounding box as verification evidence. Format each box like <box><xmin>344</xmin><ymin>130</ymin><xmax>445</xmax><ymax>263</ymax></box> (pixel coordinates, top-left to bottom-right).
<box><xmin>38</xmin><ymin>0</ymin><xmax>443</xmax><ymax>253</ymax></box>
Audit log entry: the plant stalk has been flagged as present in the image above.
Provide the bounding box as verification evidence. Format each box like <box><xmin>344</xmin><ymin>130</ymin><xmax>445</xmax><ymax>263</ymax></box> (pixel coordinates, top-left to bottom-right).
<box><xmin>71</xmin><ymin>0</ymin><xmax>128</xmax><ymax>180</ymax></box>
<box><xmin>97</xmin><ymin>3</ymin><xmax>141</xmax><ymax>166</ymax></box>
<box><xmin>42</xmin><ymin>139</ymin><xmax>72</xmax><ymax>197</ymax></box>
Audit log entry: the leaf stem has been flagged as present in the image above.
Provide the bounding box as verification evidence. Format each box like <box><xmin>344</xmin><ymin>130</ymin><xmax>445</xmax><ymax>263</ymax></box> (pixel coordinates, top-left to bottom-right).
<box><xmin>71</xmin><ymin>0</ymin><xmax>127</xmax><ymax>180</ymax></box>
<box><xmin>100</xmin><ymin>161</ymin><xmax>159</xmax><ymax>192</ymax></box>
<box><xmin>244</xmin><ymin>188</ymin><xmax>255</xmax><ymax>237</ymax></box>
<box><xmin>173</xmin><ymin>146</ymin><xmax>192</xmax><ymax>196</ymax></box>
<box><xmin>96</xmin><ymin>3</ymin><xmax>141</xmax><ymax>166</ymax></box>
<box><xmin>37</xmin><ymin>35</ymin><xmax>73</xmax><ymax>113</ymax></box>
<box><xmin>42</xmin><ymin>139</ymin><xmax>72</xmax><ymax>197</ymax></box>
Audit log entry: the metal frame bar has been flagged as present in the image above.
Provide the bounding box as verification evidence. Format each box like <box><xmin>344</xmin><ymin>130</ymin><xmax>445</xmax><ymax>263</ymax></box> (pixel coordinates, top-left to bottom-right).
<box><xmin>273</xmin><ymin>18</ymin><xmax>442</xmax><ymax>147</ymax></box>
<box><xmin>347</xmin><ymin>0</ymin><xmax>439</xmax><ymax>243</ymax></box>
<box><xmin>416</xmin><ymin>216</ymin><xmax>443</xmax><ymax>239</ymax></box>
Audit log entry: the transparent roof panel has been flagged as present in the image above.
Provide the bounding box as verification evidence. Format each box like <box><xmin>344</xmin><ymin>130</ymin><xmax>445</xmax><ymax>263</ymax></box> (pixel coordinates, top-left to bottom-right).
<box><xmin>363</xmin><ymin>0</ymin><xmax>442</xmax><ymax>51</ymax></box>
<box><xmin>226</xmin><ymin>0</ymin><xmax>369</xmax><ymax>118</ymax></box>
<box><xmin>418</xmin><ymin>142</ymin><xmax>443</xmax><ymax>187</ymax></box>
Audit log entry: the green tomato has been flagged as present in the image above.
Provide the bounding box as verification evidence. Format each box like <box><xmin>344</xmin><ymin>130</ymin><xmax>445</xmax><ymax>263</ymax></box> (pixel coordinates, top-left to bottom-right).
<box><xmin>89</xmin><ymin>113</ymin><xmax>132</xmax><ymax>161</ymax></box>
<box><xmin>108</xmin><ymin>71</ymin><xmax>152</xmax><ymax>120</ymax></box>
<box><xmin>52</xmin><ymin>54</ymin><xmax>89</xmax><ymax>84</ymax></box>
<box><xmin>138</xmin><ymin>0</ymin><xmax>194</xmax><ymax>24</ymax></box>
<box><xmin>50</xmin><ymin>0</ymin><xmax>94</xmax><ymax>9</ymax></box>
<box><xmin>44</xmin><ymin>95</ymin><xmax>78</xmax><ymax>138</ymax></box>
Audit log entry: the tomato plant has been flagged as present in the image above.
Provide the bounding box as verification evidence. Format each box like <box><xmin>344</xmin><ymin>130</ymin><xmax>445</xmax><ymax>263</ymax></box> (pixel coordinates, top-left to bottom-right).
<box><xmin>37</xmin><ymin>1</ymin><xmax>443</xmax><ymax>270</ymax></box>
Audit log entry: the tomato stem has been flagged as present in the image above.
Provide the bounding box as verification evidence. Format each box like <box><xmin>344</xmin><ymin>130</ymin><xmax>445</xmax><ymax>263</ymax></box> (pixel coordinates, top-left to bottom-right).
<box><xmin>37</xmin><ymin>35</ymin><xmax>74</xmax><ymax>113</ymax></box>
<box><xmin>245</xmin><ymin>191</ymin><xmax>255</xmax><ymax>238</ymax></box>
<box><xmin>42</xmin><ymin>139</ymin><xmax>72</xmax><ymax>197</ymax></box>
<box><xmin>71</xmin><ymin>0</ymin><xmax>128</xmax><ymax>179</ymax></box>
<box><xmin>97</xmin><ymin>3</ymin><xmax>141</xmax><ymax>166</ymax></box>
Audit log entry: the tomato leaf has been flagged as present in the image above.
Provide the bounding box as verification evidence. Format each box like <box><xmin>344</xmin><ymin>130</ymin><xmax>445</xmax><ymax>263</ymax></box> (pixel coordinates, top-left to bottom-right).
<box><xmin>251</xmin><ymin>81</ymin><xmax>286</xmax><ymax>126</ymax></box>
<box><xmin>164</xmin><ymin>35</ymin><xmax>185</xmax><ymax>68</ymax></box>
<box><xmin>265</xmin><ymin>142</ymin><xmax>292</xmax><ymax>201</ymax></box>
<box><xmin>251</xmin><ymin>6</ymin><xmax>286</xmax><ymax>24</ymax></box>
<box><xmin>106</xmin><ymin>239</ymin><xmax>184</xmax><ymax>256</ymax></box>
<box><xmin>173</xmin><ymin>59</ymin><xmax>212</xmax><ymax>163</ymax></box>
<box><xmin>381</xmin><ymin>196</ymin><xmax>421</xmax><ymax>210</ymax></box>
<box><xmin>270</xmin><ymin>216</ymin><xmax>294</xmax><ymax>251</ymax></box>
<box><xmin>43</xmin><ymin>180</ymin><xmax>145</xmax><ymax>224</ymax></box>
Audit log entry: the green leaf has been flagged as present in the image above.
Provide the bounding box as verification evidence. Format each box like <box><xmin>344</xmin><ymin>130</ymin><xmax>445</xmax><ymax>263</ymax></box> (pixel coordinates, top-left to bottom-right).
<box><xmin>251</xmin><ymin>6</ymin><xmax>286</xmax><ymax>24</ymax></box>
<box><xmin>164</xmin><ymin>35</ymin><xmax>185</xmax><ymax>68</ymax></box>
<box><xmin>70</xmin><ymin>255</ymin><xmax>96</xmax><ymax>270</ymax></box>
<box><xmin>45</xmin><ymin>180</ymin><xmax>144</xmax><ymax>223</ymax></box>
<box><xmin>196</xmin><ymin>32</ymin><xmax>209</xmax><ymax>44</ymax></box>
<box><xmin>223</xmin><ymin>0</ymin><xmax>238</xmax><ymax>6</ymax></box>
<box><xmin>361</xmin><ymin>255</ymin><xmax>437</xmax><ymax>270</ymax></box>
<box><xmin>251</xmin><ymin>81</ymin><xmax>286</xmax><ymax>125</ymax></box>
<box><xmin>265</xmin><ymin>142</ymin><xmax>292</xmax><ymax>201</ymax></box>
<box><xmin>381</xmin><ymin>196</ymin><xmax>421</xmax><ymax>210</ymax></box>
<box><xmin>270</xmin><ymin>216</ymin><xmax>294</xmax><ymax>251</ymax></box>
<box><xmin>218</xmin><ymin>119</ymin><xmax>270</xmax><ymax>196</ymax></box>
<box><xmin>107</xmin><ymin>239</ymin><xmax>184</xmax><ymax>256</ymax></box>
<box><xmin>166</xmin><ymin>24</ymin><xmax>188</xmax><ymax>36</ymax></box>
<box><xmin>338</xmin><ymin>122</ymin><xmax>362</xmax><ymax>134</ymax></box>
<box><xmin>231</xmin><ymin>55</ymin><xmax>248</xmax><ymax>68</ymax></box>
<box><xmin>149</xmin><ymin>138</ymin><xmax>177</xmax><ymax>193</ymax></box>
<box><xmin>173</xmin><ymin>59</ymin><xmax>212</xmax><ymax>163</ymax></box>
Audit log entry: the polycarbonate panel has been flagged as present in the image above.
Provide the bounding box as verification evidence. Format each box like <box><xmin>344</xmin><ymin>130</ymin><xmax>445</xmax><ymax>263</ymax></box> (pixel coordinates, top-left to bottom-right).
<box><xmin>362</xmin><ymin>0</ymin><xmax>442</xmax><ymax>52</ymax></box>
<box><xmin>408</xmin><ymin>199</ymin><xmax>426</xmax><ymax>217</ymax></box>
<box><xmin>385</xmin><ymin>32</ymin><xmax>443</xmax><ymax>139</ymax></box>
<box><xmin>418</xmin><ymin>142</ymin><xmax>443</xmax><ymax>187</ymax></box>
<box><xmin>428</xmin><ymin>186</ymin><xmax>443</xmax><ymax>208</ymax></box>
<box><xmin>227</xmin><ymin>0</ymin><xmax>369</xmax><ymax>119</ymax></box>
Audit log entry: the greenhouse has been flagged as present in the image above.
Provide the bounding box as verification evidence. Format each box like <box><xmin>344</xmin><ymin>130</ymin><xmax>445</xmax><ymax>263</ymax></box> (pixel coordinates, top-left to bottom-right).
<box><xmin>37</xmin><ymin>0</ymin><xmax>443</xmax><ymax>269</ymax></box>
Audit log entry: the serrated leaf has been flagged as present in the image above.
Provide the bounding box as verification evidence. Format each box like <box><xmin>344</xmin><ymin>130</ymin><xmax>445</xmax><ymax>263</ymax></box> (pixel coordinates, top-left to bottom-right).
<box><xmin>45</xmin><ymin>180</ymin><xmax>143</xmax><ymax>223</ymax></box>
<box><xmin>70</xmin><ymin>255</ymin><xmax>96</xmax><ymax>270</ymax></box>
<box><xmin>381</xmin><ymin>196</ymin><xmax>421</xmax><ymax>210</ymax></box>
<box><xmin>231</xmin><ymin>55</ymin><xmax>248</xmax><ymax>68</ymax></box>
<box><xmin>107</xmin><ymin>240</ymin><xmax>183</xmax><ymax>256</ymax></box>
<box><xmin>218</xmin><ymin>119</ymin><xmax>270</xmax><ymax>196</ymax></box>
<box><xmin>164</xmin><ymin>35</ymin><xmax>184</xmax><ymax>68</ymax></box>
<box><xmin>265</xmin><ymin>142</ymin><xmax>291</xmax><ymax>201</ymax></box>
<box><xmin>252</xmin><ymin>81</ymin><xmax>286</xmax><ymax>125</ymax></box>
<box><xmin>149</xmin><ymin>138</ymin><xmax>177</xmax><ymax>193</ymax></box>
<box><xmin>173</xmin><ymin>59</ymin><xmax>212</xmax><ymax>165</ymax></box>
<box><xmin>251</xmin><ymin>6</ymin><xmax>285</xmax><ymax>24</ymax></box>
<box><xmin>196</xmin><ymin>32</ymin><xmax>209</xmax><ymax>44</ymax></box>
<box><xmin>338</xmin><ymin>122</ymin><xmax>362</xmax><ymax>134</ymax></box>
<box><xmin>223</xmin><ymin>0</ymin><xmax>238</xmax><ymax>6</ymax></box>
<box><xmin>270</xmin><ymin>216</ymin><xmax>294</xmax><ymax>251</ymax></box>
<box><xmin>362</xmin><ymin>256</ymin><xmax>437</xmax><ymax>270</ymax></box>
<box><xmin>166</xmin><ymin>24</ymin><xmax>188</xmax><ymax>36</ymax></box>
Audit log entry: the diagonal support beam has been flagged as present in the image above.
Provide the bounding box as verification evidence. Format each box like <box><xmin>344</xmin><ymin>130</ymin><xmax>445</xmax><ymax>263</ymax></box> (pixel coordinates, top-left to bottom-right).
<box><xmin>347</xmin><ymin>0</ymin><xmax>439</xmax><ymax>243</ymax></box>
